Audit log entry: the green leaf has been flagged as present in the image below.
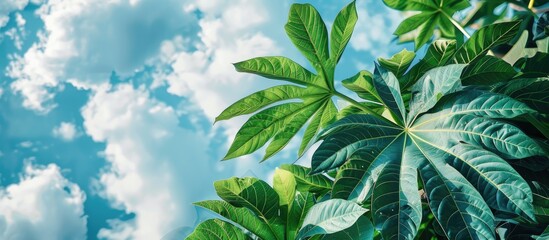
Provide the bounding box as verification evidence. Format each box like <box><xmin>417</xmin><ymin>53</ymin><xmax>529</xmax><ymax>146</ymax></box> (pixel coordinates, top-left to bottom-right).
<box><xmin>515</xmin><ymin>52</ymin><xmax>549</xmax><ymax>78</ymax></box>
<box><xmin>321</xmin><ymin>216</ymin><xmax>374</xmax><ymax>240</ymax></box>
<box><xmin>216</xmin><ymin>85</ymin><xmax>318</xmax><ymax>122</ymax></box>
<box><xmin>314</xmin><ymin>70</ymin><xmax>542</xmax><ymax>239</ymax></box>
<box><xmin>296</xmin><ymin>199</ymin><xmax>368</xmax><ymax>239</ymax></box>
<box><xmin>332</xmin><ymin>147</ymin><xmax>389</xmax><ymax>202</ymax></box>
<box><xmin>330</xmin><ymin>1</ymin><xmax>358</xmax><ymax>64</ymax></box>
<box><xmin>214</xmin><ymin>177</ymin><xmax>280</xmax><ymax>220</ymax></box>
<box><xmin>273</xmin><ymin>168</ymin><xmax>297</xmax><ymax>208</ymax></box>
<box><xmin>408</xmin><ymin>64</ymin><xmax>466</xmax><ymax>122</ymax></box>
<box><xmin>492</xmin><ymin>77</ymin><xmax>549</xmax><ymax>114</ymax></box>
<box><xmin>373</xmin><ymin>64</ymin><xmax>406</xmax><ymax>124</ymax></box>
<box><xmin>402</xmin><ymin>40</ymin><xmax>457</xmax><ymax>89</ymax></box>
<box><xmin>194</xmin><ymin>200</ymin><xmax>278</xmax><ymax>240</ymax></box>
<box><xmin>447</xmin><ymin>144</ymin><xmax>535</xmax><ymax>221</ymax></box>
<box><xmin>416</xmin><ymin>150</ymin><xmax>495</xmax><ymax>240</ymax></box>
<box><xmin>311</xmin><ymin>115</ymin><xmax>401</xmax><ymax>173</ymax></box>
<box><xmin>186</xmin><ymin>219</ymin><xmax>250</xmax><ymax>240</ymax></box>
<box><xmin>233</xmin><ymin>57</ymin><xmax>326</xmax><ymax>89</ymax></box>
<box><xmin>288</xmin><ymin>192</ymin><xmax>316</xmax><ymax>240</ymax></box>
<box><xmin>298</xmin><ymin>100</ymin><xmax>337</xmax><ymax>156</ymax></box>
<box><xmin>453</xmin><ymin>20</ymin><xmax>522</xmax><ymax>63</ymax></box>
<box><xmin>224</xmin><ymin>100</ymin><xmax>322</xmax><ymax>160</ymax></box>
<box><xmin>378</xmin><ymin>49</ymin><xmax>416</xmax><ymax>78</ymax></box>
<box><xmin>390</xmin><ymin>0</ymin><xmax>469</xmax><ymax>49</ymax></box>
<box><xmin>371</xmin><ymin>136</ymin><xmax>422</xmax><ymax>240</ymax></box>
<box><xmin>342</xmin><ymin>70</ymin><xmax>382</xmax><ymax>102</ymax></box>
<box><xmin>279</xmin><ymin>164</ymin><xmax>332</xmax><ymax>194</ymax></box>
<box><xmin>285</xmin><ymin>3</ymin><xmax>330</xmax><ymax>82</ymax></box>
<box><xmin>460</xmin><ymin>55</ymin><xmax>516</xmax><ymax>85</ymax></box>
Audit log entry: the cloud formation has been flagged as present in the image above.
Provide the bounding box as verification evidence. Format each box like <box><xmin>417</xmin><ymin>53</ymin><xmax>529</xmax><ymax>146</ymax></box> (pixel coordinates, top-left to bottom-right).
<box><xmin>0</xmin><ymin>163</ymin><xmax>87</xmax><ymax>240</ymax></box>
<box><xmin>52</xmin><ymin>121</ymin><xmax>79</xmax><ymax>141</ymax></box>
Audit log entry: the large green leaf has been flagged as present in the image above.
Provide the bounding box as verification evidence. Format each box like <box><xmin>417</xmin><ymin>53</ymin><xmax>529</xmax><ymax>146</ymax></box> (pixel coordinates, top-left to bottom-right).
<box><xmin>273</xmin><ymin>168</ymin><xmax>297</xmax><ymax>209</ymax></box>
<box><xmin>514</xmin><ymin>52</ymin><xmax>549</xmax><ymax>78</ymax></box>
<box><xmin>342</xmin><ymin>70</ymin><xmax>382</xmax><ymax>102</ymax></box>
<box><xmin>285</xmin><ymin>3</ymin><xmax>330</xmax><ymax>79</ymax></box>
<box><xmin>453</xmin><ymin>20</ymin><xmax>522</xmax><ymax>63</ymax></box>
<box><xmin>401</xmin><ymin>40</ymin><xmax>457</xmax><ymax>89</ymax></box>
<box><xmin>185</xmin><ymin>219</ymin><xmax>250</xmax><ymax>240</ymax></box>
<box><xmin>312</xmin><ymin>65</ymin><xmax>542</xmax><ymax>239</ymax></box>
<box><xmin>321</xmin><ymin>216</ymin><xmax>374</xmax><ymax>240</ymax></box>
<box><xmin>279</xmin><ymin>164</ymin><xmax>332</xmax><ymax>194</ymax></box>
<box><xmin>194</xmin><ymin>200</ymin><xmax>278</xmax><ymax>240</ymax></box>
<box><xmin>219</xmin><ymin>3</ymin><xmax>362</xmax><ymax>161</ymax></box>
<box><xmin>372</xmin><ymin>64</ymin><xmax>406</xmax><ymax>124</ymax></box>
<box><xmin>296</xmin><ymin>199</ymin><xmax>368</xmax><ymax>239</ymax></box>
<box><xmin>214</xmin><ymin>177</ymin><xmax>280</xmax><ymax>220</ymax></box>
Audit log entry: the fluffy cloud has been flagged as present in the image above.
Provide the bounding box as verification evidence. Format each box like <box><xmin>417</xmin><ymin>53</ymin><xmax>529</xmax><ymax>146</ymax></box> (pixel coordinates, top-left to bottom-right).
<box><xmin>0</xmin><ymin>163</ymin><xmax>87</xmax><ymax>240</ymax></box>
<box><xmin>350</xmin><ymin>0</ymin><xmax>402</xmax><ymax>57</ymax></box>
<box><xmin>52</xmin><ymin>121</ymin><xmax>79</xmax><ymax>141</ymax></box>
<box><xmin>7</xmin><ymin>0</ymin><xmax>199</xmax><ymax>113</ymax></box>
<box><xmin>0</xmin><ymin>0</ymin><xmax>38</xmax><ymax>28</ymax></box>
<box><xmin>82</xmin><ymin>84</ymin><xmax>233</xmax><ymax>239</ymax></box>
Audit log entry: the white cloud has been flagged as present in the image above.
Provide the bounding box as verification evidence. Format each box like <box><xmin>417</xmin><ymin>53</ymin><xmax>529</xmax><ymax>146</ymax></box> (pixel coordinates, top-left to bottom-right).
<box><xmin>350</xmin><ymin>0</ymin><xmax>403</xmax><ymax>57</ymax></box>
<box><xmin>0</xmin><ymin>0</ymin><xmax>31</xmax><ymax>28</ymax></box>
<box><xmin>8</xmin><ymin>0</ymin><xmax>199</xmax><ymax>113</ymax></box>
<box><xmin>52</xmin><ymin>121</ymin><xmax>79</xmax><ymax>141</ymax></box>
<box><xmin>0</xmin><ymin>163</ymin><xmax>87</xmax><ymax>240</ymax></box>
<box><xmin>82</xmin><ymin>84</ymin><xmax>234</xmax><ymax>240</ymax></box>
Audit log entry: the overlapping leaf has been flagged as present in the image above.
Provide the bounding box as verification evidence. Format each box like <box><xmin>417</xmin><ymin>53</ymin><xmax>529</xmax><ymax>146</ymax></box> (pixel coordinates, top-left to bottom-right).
<box><xmin>311</xmin><ymin>64</ymin><xmax>542</xmax><ymax>239</ymax></box>
<box><xmin>219</xmin><ymin>2</ymin><xmax>360</xmax><ymax>161</ymax></box>
<box><xmin>186</xmin><ymin>219</ymin><xmax>250</xmax><ymax>240</ymax></box>
<box><xmin>387</xmin><ymin>0</ymin><xmax>470</xmax><ymax>50</ymax></box>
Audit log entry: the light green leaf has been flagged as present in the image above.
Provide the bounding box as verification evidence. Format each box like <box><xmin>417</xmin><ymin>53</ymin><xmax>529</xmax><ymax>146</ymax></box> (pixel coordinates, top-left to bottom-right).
<box><xmin>330</xmin><ymin>1</ymin><xmax>357</xmax><ymax>63</ymax></box>
<box><xmin>460</xmin><ymin>55</ymin><xmax>516</xmax><ymax>85</ymax></box>
<box><xmin>342</xmin><ymin>70</ymin><xmax>381</xmax><ymax>102</ymax></box>
<box><xmin>279</xmin><ymin>164</ymin><xmax>332</xmax><ymax>194</ymax></box>
<box><xmin>234</xmin><ymin>56</ymin><xmax>326</xmax><ymax>89</ymax></box>
<box><xmin>378</xmin><ymin>49</ymin><xmax>416</xmax><ymax>78</ymax></box>
<box><xmin>285</xmin><ymin>3</ymin><xmax>330</xmax><ymax>82</ymax></box>
<box><xmin>186</xmin><ymin>219</ymin><xmax>251</xmax><ymax>240</ymax></box>
<box><xmin>224</xmin><ymin>100</ymin><xmax>321</xmax><ymax>160</ymax></box>
<box><xmin>296</xmin><ymin>199</ymin><xmax>368</xmax><ymax>239</ymax></box>
<box><xmin>408</xmin><ymin>64</ymin><xmax>466</xmax><ymax>123</ymax></box>
<box><xmin>298</xmin><ymin>99</ymin><xmax>337</xmax><ymax>156</ymax></box>
<box><xmin>453</xmin><ymin>20</ymin><xmax>522</xmax><ymax>63</ymax></box>
<box><xmin>273</xmin><ymin>168</ymin><xmax>297</xmax><ymax>208</ymax></box>
<box><xmin>216</xmin><ymin>85</ymin><xmax>319</xmax><ymax>122</ymax></box>
<box><xmin>402</xmin><ymin>40</ymin><xmax>457</xmax><ymax>89</ymax></box>
<box><xmin>194</xmin><ymin>200</ymin><xmax>278</xmax><ymax>240</ymax></box>
<box><xmin>214</xmin><ymin>177</ymin><xmax>279</xmax><ymax>220</ymax></box>
<box><xmin>321</xmin><ymin>216</ymin><xmax>374</xmax><ymax>240</ymax></box>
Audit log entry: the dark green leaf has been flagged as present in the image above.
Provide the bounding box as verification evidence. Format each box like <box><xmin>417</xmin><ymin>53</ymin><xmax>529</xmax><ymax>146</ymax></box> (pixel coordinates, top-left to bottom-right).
<box><xmin>186</xmin><ymin>219</ymin><xmax>250</xmax><ymax>240</ymax></box>
<box><xmin>279</xmin><ymin>164</ymin><xmax>332</xmax><ymax>193</ymax></box>
<box><xmin>460</xmin><ymin>55</ymin><xmax>516</xmax><ymax>85</ymax></box>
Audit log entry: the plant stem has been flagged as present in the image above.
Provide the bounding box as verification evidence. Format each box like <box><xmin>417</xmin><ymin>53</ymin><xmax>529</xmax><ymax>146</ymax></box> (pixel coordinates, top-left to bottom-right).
<box><xmin>333</xmin><ymin>91</ymin><xmax>388</xmax><ymax>121</ymax></box>
<box><xmin>441</xmin><ymin>10</ymin><xmax>470</xmax><ymax>38</ymax></box>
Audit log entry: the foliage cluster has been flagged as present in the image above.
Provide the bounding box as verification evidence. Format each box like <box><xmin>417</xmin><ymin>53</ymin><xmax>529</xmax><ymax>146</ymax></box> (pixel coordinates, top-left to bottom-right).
<box><xmin>187</xmin><ymin>0</ymin><xmax>549</xmax><ymax>239</ymax></box>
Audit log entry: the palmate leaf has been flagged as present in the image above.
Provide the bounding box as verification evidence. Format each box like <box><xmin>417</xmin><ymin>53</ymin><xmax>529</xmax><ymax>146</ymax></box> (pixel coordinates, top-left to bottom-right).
<box><xmin>387</xmin><ymin>0</ymin><xmax>470</xmax><ymax>50</ymax></box>
<box><xmin>312</xmin><ymin>64</ymin><xmax>543</xmax><ymax>239</ymax></box>
<box><xmin>186</xmin><ymin>219</ymin><xmax>250</xmax><ymax>240</ymax></box>
<box><xmin>296</xmin><ymin>199</ymin><xmax>368</xmax><ymax>239</ymax></box>
<box><xmin>321</xmin><ymin>216</ymin><xmax>374</xmax><ymax>240</ymax></box>
<box><xmin>401</xmin><ymin>40</ymin><xmax>457</xmax><ymax>89</ymax></box>
<box><xmin>219</xmin><ymin>2</ymin><xmax>360</xmax><ymax>161</ymax></box>
<box><xmin>194</xmin><ymin>200</ymin><xmax>279</xmax><ymax>240</ymax></box>
<box><xmin>492</xmin><ymin>77</ymin><xmax>549</xmax><ymax>114</ymax></box>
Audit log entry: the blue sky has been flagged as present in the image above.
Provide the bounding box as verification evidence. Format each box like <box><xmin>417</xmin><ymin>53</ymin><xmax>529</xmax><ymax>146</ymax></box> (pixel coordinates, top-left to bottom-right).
<box><xmin>0</xmin><ymin>0</ymin><xmax>407</xmax><ymax>239</ymax></box>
